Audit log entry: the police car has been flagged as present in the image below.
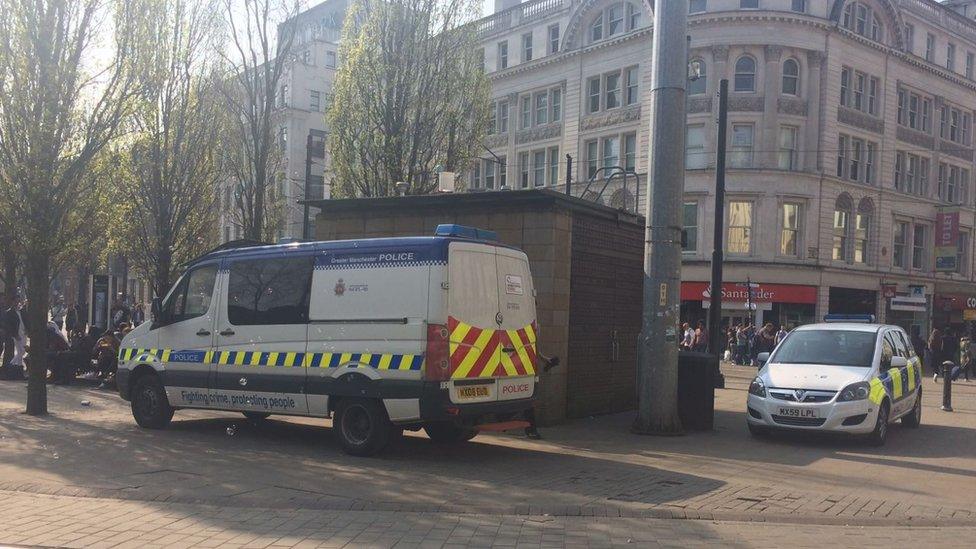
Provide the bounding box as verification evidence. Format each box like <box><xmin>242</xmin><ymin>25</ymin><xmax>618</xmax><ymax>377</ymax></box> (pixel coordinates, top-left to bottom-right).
<box><xmin>746</xmin><ymin>315</ymin><xmax>922</xmax><ymax>446</ymax></box>
<box><xmin>116</xmin><ymin>225</ymin><xmax>539</xmax><ymax>456</ymax></box>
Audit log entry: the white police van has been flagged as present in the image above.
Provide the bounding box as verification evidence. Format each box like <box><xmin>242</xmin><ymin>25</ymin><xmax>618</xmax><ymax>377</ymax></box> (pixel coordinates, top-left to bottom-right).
<box><xmin>117</xmin><ymin>225</ymin><xmax>539</xmax><ymax>456</ymax></box>
<box><xmin>746</xmin><ymin>315</ymin><xmax>922</xmax><ymax>446</ymax></box>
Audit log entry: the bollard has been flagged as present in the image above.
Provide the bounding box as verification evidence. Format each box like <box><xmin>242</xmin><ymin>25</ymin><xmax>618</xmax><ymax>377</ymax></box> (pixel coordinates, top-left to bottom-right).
<box><xmin>942</xmin><ymin>360</ymin><xmax>953</xmax><ymax>412</ymax></box>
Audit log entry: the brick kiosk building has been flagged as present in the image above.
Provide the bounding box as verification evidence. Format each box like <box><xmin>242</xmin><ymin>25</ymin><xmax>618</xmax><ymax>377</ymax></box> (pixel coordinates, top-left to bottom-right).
<box><xmin>470</xmin><ymin>0</ymin><xmax>976</xmax><ymax>336</ymax></box>
<box><xmin>308</xmin><ymin>189</ymin><xmax>644</xmax><ymax>423</ymax></box>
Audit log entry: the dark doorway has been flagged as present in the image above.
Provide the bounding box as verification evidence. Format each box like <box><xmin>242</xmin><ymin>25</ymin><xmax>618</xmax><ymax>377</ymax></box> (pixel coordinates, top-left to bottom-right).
<box><xmin>828</xmin><ymin>287</ymin><xmax>877</xmax><ymax>315</ymax></box>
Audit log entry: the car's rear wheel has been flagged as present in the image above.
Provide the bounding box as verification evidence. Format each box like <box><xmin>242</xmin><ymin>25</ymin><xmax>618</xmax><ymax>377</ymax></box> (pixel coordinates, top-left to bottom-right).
<box><xmin>424</xmin><ymin>421</ymin><xmax>478</xmax><ymax>443</ymax></box>
<box><xmin>334</xmin><ymin>398</ymin><xmax>394</xmax><ymax>457</ymax></box>
<box><xmin>902</xmin><ymin>391</ymin><xmax>922</xmax><ymax>428</ymax></box>
<box><xmin>131</xmin><ymin>374</ymin><xmax>174</xmax><ymax>429</ymax></box>
<box><xmin>867</xmin><ymin>401</ymin><xmax>890</xmax><ymax>447</ymax></box>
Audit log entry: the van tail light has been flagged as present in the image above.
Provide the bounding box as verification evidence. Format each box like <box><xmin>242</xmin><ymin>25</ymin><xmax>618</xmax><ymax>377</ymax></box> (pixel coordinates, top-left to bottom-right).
<box><xmin>425</xmin><ymin>323</ymin><xmax>451</xmax><ymax>381</ymax></box>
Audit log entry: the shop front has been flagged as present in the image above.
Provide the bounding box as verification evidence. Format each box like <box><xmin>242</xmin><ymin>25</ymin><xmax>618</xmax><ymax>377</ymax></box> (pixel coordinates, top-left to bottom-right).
<box><xmin>883</xmin><ymin>284</ymin><xmax>930</xmax><ymax>344</ymax></box>
<box><xmin>931</xmin><ymin>291</ymin><xmax>976</xmax><ymax>337</ymax></box>
<box><xmin>680</xmin><ymin>282</ymin><xmax>817</xmax><ymax>329</ymax></box>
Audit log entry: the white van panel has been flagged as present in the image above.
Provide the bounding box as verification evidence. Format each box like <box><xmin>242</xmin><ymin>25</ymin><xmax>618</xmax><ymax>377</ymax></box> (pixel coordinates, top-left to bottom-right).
<box><xmin>447</xmin><ymin>242</ymin><xmax>499</xmax><ymax>329</ymax></box>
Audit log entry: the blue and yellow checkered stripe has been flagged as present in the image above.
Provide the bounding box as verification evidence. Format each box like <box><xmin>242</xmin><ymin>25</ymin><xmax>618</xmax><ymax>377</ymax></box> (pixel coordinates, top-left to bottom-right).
<box><xmin>119</xmin><ymin>348</ymin><xmax>423</xmax><ymax>371</ymax></box>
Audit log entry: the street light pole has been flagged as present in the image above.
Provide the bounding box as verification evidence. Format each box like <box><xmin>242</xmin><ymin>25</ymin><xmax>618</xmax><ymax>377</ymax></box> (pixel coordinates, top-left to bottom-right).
<box><xmin>302</xmin><ymin>133</ymin><xmax>313</xmax><ymax>240</ymax></box>
<box><xmin>633</xmin><ymin>0</ymin><xmax>686</xmax><ymax>436</ymax></box>
<box><xmin>707</xmin><ymin>79</ymin><xmax>729</xmax><ymax>356</ymax></box>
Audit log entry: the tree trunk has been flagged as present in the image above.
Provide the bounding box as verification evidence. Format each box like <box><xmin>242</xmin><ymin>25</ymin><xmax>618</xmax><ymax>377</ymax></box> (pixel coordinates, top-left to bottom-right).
<box><xmin>154</xmin><ymin>246</ymin><xmax>173</xmax><ymax>300</ymax></box>
<box><xmin>24</xmin><ymin>253</ymin><xmax>50</xmax><ymax>416</ymax></box>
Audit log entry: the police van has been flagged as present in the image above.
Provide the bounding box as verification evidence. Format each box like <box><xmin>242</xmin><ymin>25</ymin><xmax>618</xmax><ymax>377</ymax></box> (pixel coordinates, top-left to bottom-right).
<box><xmin>116</xmin><ymin>225</ymin><xmax>539</xmax><ymax>456</ymax></box>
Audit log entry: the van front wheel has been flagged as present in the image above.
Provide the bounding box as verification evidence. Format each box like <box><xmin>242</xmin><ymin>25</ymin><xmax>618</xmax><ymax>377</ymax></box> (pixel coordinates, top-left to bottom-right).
<box><xmin>334</xmin><ymin>398</ymin><xmax>394</xmax><ymax>457</ymax></box>
<box><xmin>424</xmin><ymin>422</ymin><xmax>478</xmax><ymax>443</ymax></box>
<box><xmin>131</xmin><ymin>375</ymin><xmax>174</xmax><ymax>429</ymax></box>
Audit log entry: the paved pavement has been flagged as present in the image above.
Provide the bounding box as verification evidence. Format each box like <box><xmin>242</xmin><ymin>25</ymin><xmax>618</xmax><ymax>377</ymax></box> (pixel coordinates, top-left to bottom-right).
<box><xmin>0</xmin><ymin>491</ymin><xmax>974</xmax><ymax>548</ymax></box>
<box><xmin>1</xmin><ymin>363</ymin><xmax>975</xmax><ymax>546</ymax></box>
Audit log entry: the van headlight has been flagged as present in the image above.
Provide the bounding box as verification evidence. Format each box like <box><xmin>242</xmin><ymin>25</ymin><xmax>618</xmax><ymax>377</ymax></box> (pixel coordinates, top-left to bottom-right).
<box><xmin>748</xmin><ymin>377</ymin><xmax>766</xmax><ymax>398</ymax></box>
<box><xmin>837</xmin><ymin>382</ymin><xmax>871</xmax><ymax>402</ymax></box>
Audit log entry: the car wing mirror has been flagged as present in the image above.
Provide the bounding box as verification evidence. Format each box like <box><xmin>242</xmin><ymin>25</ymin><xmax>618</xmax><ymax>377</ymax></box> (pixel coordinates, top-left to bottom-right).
<box><xmin>890</xmin><ymin>356</ymin><xmax>908</xmax><ymax>369</ymax></box>
<box><xmin>757</xmin><ymin>352</ymin><xmax>770</xmax><ymax>366</ymax></box>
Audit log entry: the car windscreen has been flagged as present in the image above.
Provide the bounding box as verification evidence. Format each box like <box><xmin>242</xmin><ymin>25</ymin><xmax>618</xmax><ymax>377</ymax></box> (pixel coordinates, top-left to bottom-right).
<box><xmin>769</xmin><ymin>330</ymin><xmax>876</xmax><ymax>367</ymax></box>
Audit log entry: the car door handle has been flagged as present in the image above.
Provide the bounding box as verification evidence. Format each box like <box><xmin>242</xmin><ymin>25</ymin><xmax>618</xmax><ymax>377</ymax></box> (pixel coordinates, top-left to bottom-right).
<box><xmin>196</xmin><ymin>329</ymin><xmax>211</xmax><ymax>337</ymax></box>
<box><xmin>219</xmin><ymin>329</ymin><xmax>235</xmax><ymax>336</ymax></box>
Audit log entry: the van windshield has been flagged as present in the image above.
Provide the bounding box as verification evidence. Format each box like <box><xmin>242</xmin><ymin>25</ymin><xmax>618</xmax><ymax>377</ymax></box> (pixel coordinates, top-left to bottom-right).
<box><xmin>770</xmin><ymin>330</ymin><xmax>876</xmax><ymax>367</ymax></box>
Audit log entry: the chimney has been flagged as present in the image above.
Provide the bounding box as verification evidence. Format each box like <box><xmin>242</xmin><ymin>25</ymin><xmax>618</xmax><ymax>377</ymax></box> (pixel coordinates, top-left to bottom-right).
<box><xmin>494</xmin><ymin>0</ymin><xmax>520</xmax><ymax>13</ymax></box>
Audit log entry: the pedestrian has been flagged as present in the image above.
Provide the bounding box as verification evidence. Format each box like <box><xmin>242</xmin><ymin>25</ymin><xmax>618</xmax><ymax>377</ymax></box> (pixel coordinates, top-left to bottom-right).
<box><xmin>65</xmin><ymin>302</ymin><xmax>78</xmax><ymax>334</ymax></box>
<box><xmin>954</xmin><ymin>336</ymin><xmax>972</xmax><ymax>382</ymax></box>
<box><xmin>680</xmin><ymin>322</ymin><xmax>694</xmax><ymax>350</ymax></box>
<box><xmin>131</xmin><ymin>302</ymin><xmax>145</xmax><ymax>326</ymax></box>
<box><xmin>523</xmin><ymin>353</ymin><xmax>559</xmax><ymax>439</ymax></box>
<box><xmin>1</xmin><ymin>297</ymin><xmax>27</xmax><ymax>380</ymax></box>
<box><xmin>693</xmin><ymin>320</ymin><xmax>708</xmax><ymax>352</ymax></box>
<box><xmin>0</xmin><ymin>294</ymin><xmax>18</xmax><ymax>379</ymax></box>
<box><xmin>775</xmin><ymin>324</ymin><xmax>789</xmax><ymax>346</ymax></box>
<box><xmin>50</xmin><ymin>296</ymin><xmax>66</xmax><ymax>331</ymax></box>
<box><xmin>928</xmin><ymin>327</ymin><xmax>944</xmax><ymax>381</ymax></box>
<box><xmin>736</xmin><ymin>325</ymin><xmax>749</xmax><ymax>365</ymax></box>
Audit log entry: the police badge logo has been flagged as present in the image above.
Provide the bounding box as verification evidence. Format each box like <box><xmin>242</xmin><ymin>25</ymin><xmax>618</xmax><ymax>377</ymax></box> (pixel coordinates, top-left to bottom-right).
<box><xmin>334</xmin><ymin>278</ymin><xmax>345</xmax><ymax>296</ymax></box>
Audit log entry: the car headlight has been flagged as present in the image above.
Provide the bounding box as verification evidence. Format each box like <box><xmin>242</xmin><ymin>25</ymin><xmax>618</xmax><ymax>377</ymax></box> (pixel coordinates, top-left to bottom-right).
<box><xmin>837</xmin><ymin>382</ymin><xmax>871</xmax><ymax>402</ymax></box>
<box><xmin>748</xmin><ymin>377</ymin><xmax>766</xmax><ymax>398</ymax></box>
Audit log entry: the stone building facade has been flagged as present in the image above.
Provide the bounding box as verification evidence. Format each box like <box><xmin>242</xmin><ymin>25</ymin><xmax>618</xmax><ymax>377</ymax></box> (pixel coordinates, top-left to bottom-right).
<box><xmin>217</xmin><ymin>0</ymin><xmax>347</xmax><ymax>242</ymax></box>
<box><xmin>472</xmin><ymin>0</ymin><xmax>976</xmax><ymax>340</ymax></box>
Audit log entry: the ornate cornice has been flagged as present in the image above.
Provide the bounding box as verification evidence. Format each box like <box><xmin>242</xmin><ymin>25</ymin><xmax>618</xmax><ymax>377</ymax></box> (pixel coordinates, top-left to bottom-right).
<box><xmin>939</xmin><ymin>142</ymin><xmax>975</xmax><ymax>163</ymax></box>
<box><xmin>764</xmin><ymin>45</ymin><xmax>783</xmax><ymax>63</ymax></box>
<box><xmin>837</xmin><ymin>106</ymin><xmax>885</xmax><ymax>135</ymax></box>
<box><xmin>580</xmin><ymin>104</ymin><xmax>641</xmax><ymax>131</ymax></box>
<box><xmin>711</xmin><ymin>45</ymin><xmax>729</xmax><ymax>62</ymax></box>
<box><xmin>688</xmin><ymin>97</ymin><xmax>713</xmax><ymax>114</ymax></box>
<box><xmin>515</xmin><ymin>123</ymin><xmax>562</xmax><ymax>145</ymax></box>
<box><xmin>896</xmin><ymin>126</ymin><xmax>935</xmax><ymax>150</ymax></box>
<box><xmin>777</xmin><ymin>97</ymin><xmax>808</xmax><ymax>116</ymax></box>
<box><xmin>728</xmin><ymin>96</ymin><xmax>765</xmax><ymax>113</ymax></box>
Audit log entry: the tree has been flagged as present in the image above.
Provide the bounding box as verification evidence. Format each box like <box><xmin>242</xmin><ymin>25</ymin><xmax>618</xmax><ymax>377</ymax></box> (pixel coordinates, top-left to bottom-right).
<box><xmin>328</xmin><ymin>0</ymin><xmax>491</xmax><ymax>197</ymax></box>
<box><xmin>0</xmin><ymin>0</ymin><xmax>143</xmax><ymax>415</ymax></box>
<box><xmin>219</xmin><ymin>0</ymin><xmax>299</xmax><ymax>241</ymax></box>
<box><xmin>110</xmin><ymin>0</ymin><xmax>222</xmax><ymax>298</ymax></box>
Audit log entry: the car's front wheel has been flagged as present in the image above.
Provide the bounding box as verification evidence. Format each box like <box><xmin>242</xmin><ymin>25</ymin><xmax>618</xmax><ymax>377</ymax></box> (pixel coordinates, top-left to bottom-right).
<box><xmin>867</xmin><ymin>401</ymin><xmax>890</xmax><ymax>447</ymax></box>
<box><xmin>131</xmin><ymin>374</ymin><xmax>174</xmax><ymax>429</ymax></box>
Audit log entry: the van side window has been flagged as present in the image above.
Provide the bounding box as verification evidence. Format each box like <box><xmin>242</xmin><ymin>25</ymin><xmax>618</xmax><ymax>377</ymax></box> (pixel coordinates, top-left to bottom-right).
<box><xmin>227</xmin><ymin>256</ymin><xmax>313</xmax><ymax>325</ymax></box>
<box><xmin>163</xmin><ymin>265</ymin><xmax>216</xmax><ymax>324</ymax></box>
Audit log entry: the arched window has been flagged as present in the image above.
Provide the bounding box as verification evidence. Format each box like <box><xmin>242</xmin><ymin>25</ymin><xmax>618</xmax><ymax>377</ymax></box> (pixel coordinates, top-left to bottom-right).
<box><xmin>734</xmin><ymin>56</ymin><xmax>756</xmax><ymax>92</ymax></box>
<box><xmin>842</xmin><ymin>2</ymin><xmax>885</xmax><ymax>43</ymax></box>
<box><xmin>833</xmin><ymin>194</ymin><xmax>854</xmax><ymax>262</ymax></box>
<box><xmin>854</xmin><ymin>198</ymin><xmax>873</xmax><ymax>264</ymax></box>
<box><xmin>589</xmin><ymin>3</ymin><xmax>642</xmax><ymax>43</ymax></box>
<box><xmin>782</xmin><ymin>59</ymin><xmax>799</xmax><ymax>95</ymax></box>
<box><xmin>688</xmin><ymin>58</ymin><xmax>706</xmax><ymax>95</ymax></box>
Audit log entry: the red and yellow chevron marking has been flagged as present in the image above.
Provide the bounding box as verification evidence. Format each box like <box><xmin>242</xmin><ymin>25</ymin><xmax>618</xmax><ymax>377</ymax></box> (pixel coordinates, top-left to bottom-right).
<box><xmin>448</xmin><ymin>317</ymin><xmax>537</xmax><ymax>379</ymax></box>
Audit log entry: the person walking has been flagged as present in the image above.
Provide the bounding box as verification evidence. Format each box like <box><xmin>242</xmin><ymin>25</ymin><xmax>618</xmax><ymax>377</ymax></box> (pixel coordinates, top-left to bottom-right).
<box><xmin>1</xmin><ymin>298</ymin><xmax>27</xmax><ymax>380</ymax></box>
<box><xmin>775</xmin><ymin>324</ymin><xmax>789</xmax><ymax>346</ymax></box>
<box><xmin>680</xmin><ymin>322</ymin><xmax>694</xmax><ymax>350</ymax></box>
<box><xmin>0</xmin><ymin>294</ymin><xmax>17</xmax><ymax>379</ymax></box>
<box><xmin>64</xmin><ymin>302</ymin><xmax>78</xmax><ymax>334</ymax></box>
<box><xmin>50</xmin><ymin>297</ymin><xmax>67</xmax><ymax>331</ymax></box>
<box><xmin>928</xmin><ymin>327</ymin><xmax>944</xmax><ymax>381</ymax></box>
<box><xmin>693</xmin><ymin>320</ymin><xmax>708</xmax><ymax>352</ymax></box>
<box><xmin>735</xmin><ymin>325</ymin><xmax>749</xmax><ymax>366</ymax></box>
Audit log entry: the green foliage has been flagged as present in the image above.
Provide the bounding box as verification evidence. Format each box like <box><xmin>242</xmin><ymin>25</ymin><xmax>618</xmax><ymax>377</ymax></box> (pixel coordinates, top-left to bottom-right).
<box><xmin>327</xmin><ymin>0</ymin><xmax>491</xmax><ymax>197</ymax></box>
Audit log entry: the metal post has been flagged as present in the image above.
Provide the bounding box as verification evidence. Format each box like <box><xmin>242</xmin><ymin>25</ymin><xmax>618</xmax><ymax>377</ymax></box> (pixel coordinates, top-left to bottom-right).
<box><xmin>707</xmin><ymin>79</ymin><xmax>729</xmax><ymax>356</ymax></box>
<box><xmin>633</xmin><ymin>0</ymin><xmax>686</xmax><ymax>436</ymax></box>
<box><xmin>942</xmin><ymin>360</ymin><xmax>953</xmax><ymax>411</ymax></box>
<box><xmin>747</xmin><ymin>276</ymin><xmax>754</xmax><ymax>326</ymax></box>
<box><xmin>565</xmin><ymin>154</ymin><xmax>573</xmax><ymax>196</ymax></box>
<box><xmin>302</xmin><ymin>133</ymin><xmax>313</xmax><ymax>240</ymax></box>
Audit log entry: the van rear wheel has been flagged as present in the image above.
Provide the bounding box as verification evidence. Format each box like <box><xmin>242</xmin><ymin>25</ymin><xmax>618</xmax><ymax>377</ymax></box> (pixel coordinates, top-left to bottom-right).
<box><xmin>424</xmin><ymin>422</ymin><xmax>478</xmax><ymax>443</ymax></box>
<box><xmin>131</xmin><ymin>374</ymin><xmax>174</xmax><ymax>429</ymax></box>
<box><xmin>334</xmin><ymin>398</ymin><xmax>394</xmax><ymax>457</ymax></box>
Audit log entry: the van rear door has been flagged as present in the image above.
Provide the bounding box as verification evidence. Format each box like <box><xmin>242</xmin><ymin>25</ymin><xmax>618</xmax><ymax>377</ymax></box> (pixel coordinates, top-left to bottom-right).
<box><xmin>447</xmin><ymin>242</ymin><xmax>536</xmax><ymax>404</ymax></box>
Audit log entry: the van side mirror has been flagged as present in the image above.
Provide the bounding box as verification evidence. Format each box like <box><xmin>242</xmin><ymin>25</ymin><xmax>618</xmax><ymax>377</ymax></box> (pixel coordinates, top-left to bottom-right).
<box><xmin>890</xmin><ymin>356</ymin><xmax>908</xmax><ymax>369</ymax></box>
<box><xmin>757</xmin><ymin>352</ymin><xmax>770</xmax><ymax>366</ymax></box>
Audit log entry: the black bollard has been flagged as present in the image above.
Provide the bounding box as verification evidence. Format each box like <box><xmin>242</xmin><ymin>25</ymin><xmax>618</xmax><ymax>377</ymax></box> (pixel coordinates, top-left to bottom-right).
<box><xmin>942</xmin><ymin>360</ymin><xmax>953</xmax><ymax>412</ymax></box>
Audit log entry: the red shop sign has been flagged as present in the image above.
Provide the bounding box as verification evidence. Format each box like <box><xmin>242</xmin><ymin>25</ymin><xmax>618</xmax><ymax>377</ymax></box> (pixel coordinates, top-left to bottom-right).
<box><xmin>680</xmin><ymin>282</ymin><xmax>817</xmax><ymax>304</ymax></box>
